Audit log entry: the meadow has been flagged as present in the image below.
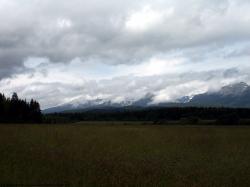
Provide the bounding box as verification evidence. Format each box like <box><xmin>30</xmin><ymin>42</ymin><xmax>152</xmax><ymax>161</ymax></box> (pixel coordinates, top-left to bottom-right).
<box><xmin>0</xmin><ymin>122</ymin><xmax>250</xmax><ymax>187</ymax></box>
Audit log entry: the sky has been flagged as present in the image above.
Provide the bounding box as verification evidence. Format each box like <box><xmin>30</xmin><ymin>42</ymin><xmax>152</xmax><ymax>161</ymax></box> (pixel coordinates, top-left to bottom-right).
<box><xmin>1</xmin><ymin>0</ymin><xmax>250</xmax><ymax>109</ymax></box>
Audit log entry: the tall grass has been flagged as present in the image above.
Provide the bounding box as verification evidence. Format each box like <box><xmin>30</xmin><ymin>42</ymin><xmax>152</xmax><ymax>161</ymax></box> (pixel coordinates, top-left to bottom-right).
<box><xmin>0</xmin><ymin>123</ymin><xmax>250</xmax><ymax>186</ymax></box>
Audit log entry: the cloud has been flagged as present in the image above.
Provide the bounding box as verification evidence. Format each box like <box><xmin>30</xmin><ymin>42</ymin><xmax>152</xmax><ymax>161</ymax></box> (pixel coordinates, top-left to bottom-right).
<box><xmin>125</xmin><ymin>5</ymin><xmax>173</xmax><ymax>32</ymax></box>
<box><xmin>1</xmin><ymin>57</ymin><xmax>250</xmax><ymax>109</ymax></box>
<box><xmin>0</xmin><ymin>0</ymin><xmax>250</xmax><ymax>79</ymax></box>
<box><xmin>0</xmin><ymin>0</ymin><xmax>250</xmax><ymax>108</ymax></box>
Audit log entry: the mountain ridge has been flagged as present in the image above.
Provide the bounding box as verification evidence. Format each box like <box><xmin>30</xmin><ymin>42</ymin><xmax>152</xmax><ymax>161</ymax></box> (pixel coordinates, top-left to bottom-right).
<box><xmin>43</xmin><ymin>82</ymin><xmax>250</xmax><ymax>113</ymax></box>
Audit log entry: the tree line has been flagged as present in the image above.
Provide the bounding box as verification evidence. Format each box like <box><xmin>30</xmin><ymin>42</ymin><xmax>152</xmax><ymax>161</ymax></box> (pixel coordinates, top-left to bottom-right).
<box><xmin>45</xmin><ymin>107</ymin><xmax>250</xmax><ymax>125</ymax></box>
<box><xmin>0</xmin><ymin>92</ymin><xmax>42</xmax><ymax>123</ymax></box>
<box><xmin>1</xmin><ymin>91</ymin><xmax>250</xmax><ymax>125</ymax></box>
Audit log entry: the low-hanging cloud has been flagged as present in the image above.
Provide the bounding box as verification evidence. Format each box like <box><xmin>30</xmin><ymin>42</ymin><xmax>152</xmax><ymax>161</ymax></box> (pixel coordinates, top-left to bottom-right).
<box><xmin>1</xmin><ymin>60</ymin><xmax>249</xmax><ymax>109</ymax></box>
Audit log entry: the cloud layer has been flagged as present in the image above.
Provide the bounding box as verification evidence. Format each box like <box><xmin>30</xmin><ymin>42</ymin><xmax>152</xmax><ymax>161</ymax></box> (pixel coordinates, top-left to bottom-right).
<box><xmin>0</xmin><ymin>0</ymin><xmax>250</xmax><ymax>108</ymax></box>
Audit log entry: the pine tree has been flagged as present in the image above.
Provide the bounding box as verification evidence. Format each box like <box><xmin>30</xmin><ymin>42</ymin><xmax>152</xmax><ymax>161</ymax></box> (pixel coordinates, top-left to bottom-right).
<box><xmin>0</xmin><ymin>92</ymin><xmax>42</xmax><ymax>123</ymax></box>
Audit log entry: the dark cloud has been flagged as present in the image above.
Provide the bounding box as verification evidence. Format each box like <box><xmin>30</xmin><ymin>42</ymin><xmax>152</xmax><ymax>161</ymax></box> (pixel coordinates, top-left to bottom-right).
<box><xmin>0</xmin><ymin>0</ymin><xmax>250</xmax><ymax>108</ymax></box>
<box><xmin>0</xmin><ymin>0</ymin><xmax>250</xmax><ymax>79</ymax></box>
<box><xmin>223</xmin><ymin>68</ymin><xmax>239</xmax><ymax>78</ymax></box>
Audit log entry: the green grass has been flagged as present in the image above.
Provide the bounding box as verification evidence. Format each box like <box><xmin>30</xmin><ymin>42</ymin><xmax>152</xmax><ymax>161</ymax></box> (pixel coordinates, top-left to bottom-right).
<box><xmin>0</xmin><ymin>123</ymin><xmax>250</xmax><ymax>187</ymax></box>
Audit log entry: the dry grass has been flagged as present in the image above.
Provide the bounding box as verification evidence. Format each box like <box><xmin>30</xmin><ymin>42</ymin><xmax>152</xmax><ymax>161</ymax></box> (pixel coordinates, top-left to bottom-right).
<box><xmin>0</xmin><ymin>123</ymin><xmax>250</xmax><ymax>186</ymax></box>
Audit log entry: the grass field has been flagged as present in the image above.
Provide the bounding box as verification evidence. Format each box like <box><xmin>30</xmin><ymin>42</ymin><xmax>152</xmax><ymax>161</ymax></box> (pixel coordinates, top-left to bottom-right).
<box><xmin>0</xmin><ymin>123</ymin><xmax>250</xmax><ymax>187</ymax></box>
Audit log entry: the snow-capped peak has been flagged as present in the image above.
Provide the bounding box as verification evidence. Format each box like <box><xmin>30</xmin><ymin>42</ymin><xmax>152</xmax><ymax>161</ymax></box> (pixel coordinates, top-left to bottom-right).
<box><xmin>220</xmin><ymin>82</ymin><xmax>249</xmax><ymax>96</ymax></box>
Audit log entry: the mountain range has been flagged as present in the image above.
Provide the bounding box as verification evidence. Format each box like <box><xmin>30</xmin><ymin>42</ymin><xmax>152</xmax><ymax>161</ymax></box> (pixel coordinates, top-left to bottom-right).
<box><xmin>43</xmin><ymin>82</ymin><xmax>250</xmax><ymax>113</ymax></box>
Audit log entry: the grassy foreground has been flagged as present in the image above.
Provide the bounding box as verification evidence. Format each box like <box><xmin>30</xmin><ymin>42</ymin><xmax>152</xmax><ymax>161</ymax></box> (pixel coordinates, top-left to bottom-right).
<box><xmin>0</xmin><ymin>123</ymin><xmax>250</xmax><ymax>187</ymax></box>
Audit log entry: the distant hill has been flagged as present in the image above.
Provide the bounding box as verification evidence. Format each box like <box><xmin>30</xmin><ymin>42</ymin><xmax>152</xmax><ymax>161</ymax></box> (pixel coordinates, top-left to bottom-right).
<box><xmin>189</xmin><ymin>82</ymin><xmax>250</xmax><ymax>107</ymax></box>
<box><xmin>43</xmin><ymin>94</ymin><xmax>155</xmax><ymax>113</ymax></box>
<box><xmin>43</xmin><ymin>82</ymin><xmax>250</xmax><ymax>113</ymax></box>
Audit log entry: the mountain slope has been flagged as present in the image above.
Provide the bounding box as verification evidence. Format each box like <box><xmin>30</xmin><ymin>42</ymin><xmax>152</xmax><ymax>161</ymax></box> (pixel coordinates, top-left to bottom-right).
<box><xmin>43</xmin><ymin>82</ymin><xmax>250</xmax><ymax>113</ymax></box>
<box><xmin>189</xmin><ymin>82</ymin><xmax>250</xmax><ymax>107</ymax></box>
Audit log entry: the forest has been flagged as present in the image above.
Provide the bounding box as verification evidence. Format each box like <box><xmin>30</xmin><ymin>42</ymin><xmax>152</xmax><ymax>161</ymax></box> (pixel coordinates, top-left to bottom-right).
<box><xmin>45</xmin><ymin>107</ymin><xmax>250</xmax><ymax>125</ymax></box>
<box><xmin>0</xmin><ymin>92</ymin><xmax>42</xmax><ymax>123</ymax></box>
<box><xmin>2</xmin><ymin>92</ymin><xmax>250</xmax><ymax>125</ymax></box>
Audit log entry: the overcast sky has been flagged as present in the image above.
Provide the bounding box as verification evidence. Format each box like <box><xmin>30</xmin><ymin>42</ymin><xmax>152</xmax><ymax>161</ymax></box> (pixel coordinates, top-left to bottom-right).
<box><xmin>1</xmin><ymin>0</ymin><xmax>250</xmax><ymax>109</ymax></box>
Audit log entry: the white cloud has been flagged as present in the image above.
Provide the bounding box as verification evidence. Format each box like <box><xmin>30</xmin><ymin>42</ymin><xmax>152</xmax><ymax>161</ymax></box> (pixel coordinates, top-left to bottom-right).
<box><xmin>1</xmin><ymin>55</ymin><xmax>250</xmax><ymax>109</ymax></box>
<box><xmin>57</xmin><ymin>18</ymin><xmax>72</xmax><ymax>29</ymax></box>
<box><xmin>0</xmin><ymin>0</ymin><xmax>250</xmax><ymax>108</ymax></box>
<box><xmin>125</xmin><ymin>5</ymin><xmax>173</xmax><ymax>32</ymax></box>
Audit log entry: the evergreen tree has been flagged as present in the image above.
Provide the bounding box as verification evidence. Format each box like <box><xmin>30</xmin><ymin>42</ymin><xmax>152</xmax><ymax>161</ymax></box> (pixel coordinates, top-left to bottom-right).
<box><xmin>0</xmin><ymin>92</ymin><xmax>42</xmax><ymax>123</ymax></box>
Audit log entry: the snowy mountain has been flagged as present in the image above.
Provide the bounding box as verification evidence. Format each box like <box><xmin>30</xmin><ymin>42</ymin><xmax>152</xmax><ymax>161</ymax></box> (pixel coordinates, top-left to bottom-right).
<box><xmin>219</xmin><ymin>82</ymin><xmax>249</xmax><ymax>96</ymax></box>
<box><xmin>189</xmin><ymin>82</ymin><xmax>250</xmax><ymax>107</ymax></box>
<box><xmin>43</xmin><ymin>82</ymin><xmax>250</xmax><ymax>113</ymax></box>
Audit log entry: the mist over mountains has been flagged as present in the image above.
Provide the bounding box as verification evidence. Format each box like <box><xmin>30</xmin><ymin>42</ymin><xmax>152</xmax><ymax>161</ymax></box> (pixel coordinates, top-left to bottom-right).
<box><xmin>43</xmin><ymin>82</ymin><xmax>250</xmax><ymax>113</ymax></box>
<box><xmin>189</xmin><ymin>82</ymin><xmax>250</xmax><ymax>107</ymax></box>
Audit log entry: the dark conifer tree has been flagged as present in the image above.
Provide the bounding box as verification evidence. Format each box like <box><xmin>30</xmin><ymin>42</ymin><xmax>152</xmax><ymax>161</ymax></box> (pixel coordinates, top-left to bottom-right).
<box><xmin>0</xmin><ymin>92</ymin><xmax>42</xmax><ymax>123</ymax></box>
